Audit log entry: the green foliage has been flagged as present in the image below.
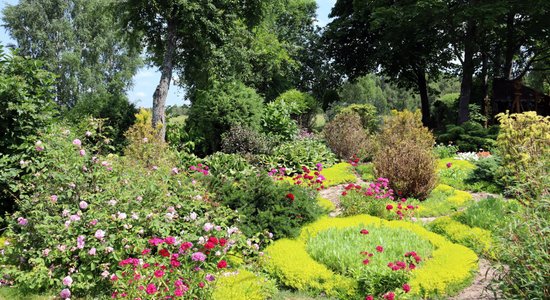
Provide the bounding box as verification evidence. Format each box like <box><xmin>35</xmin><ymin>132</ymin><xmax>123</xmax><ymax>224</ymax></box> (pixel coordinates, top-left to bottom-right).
<box><xmin>275</xmin><ymin>89</ymin><xmax>317</xmax><ymax>128</ymax></box>
<box><xmin>374</xmin><ymin>110</ymin><xmax>437</xmax><ymax>199</ymax></box>
<box><xmin>210</xmin><ymin>174</ymin><xmax>323</xmax><ymax>239</ymax></box>
<box><xmin>437</xmin><ymin>122</ymin><xmax>498</xmax><ymax>152</ymax></box>
<box><xmin>319</xmin><ymin>163</ymin><xmax>357</xmax><ymax>187</ymax></box>
<box><xmin>324</xmin><ymin>112</ymin><xmax>371</xmax><ymax>160</ymax></box>
<box><xmin>330</xmin><ymin>103</ymin><xmax>379</xmax><ymax>133</ymax></box>
<box><xmin>495</xmin><ymin>197</ymin><xmax>549</xmax><ymax>299</ymax></box>
<box><xmin>263</xmin><ymin>138</ymin><xmax>337</xmax><ymax>174</ymax></box>
<box><xmin>433</xmin><ymin>143</ymin><xmax>459</xmax><ymax>159</ymax></box>
<box><xmin>453</xmin><ymin>196</ymin><xmax>521</xmax><ymax>235</ymax></box>
<box><xmin>3</xmin><ymin>0</ymin><xmax>141</xmax><ymax>108</ymax></box>
<box><xmin>428</xmin><ymin>216</ymin><xmax>494</xmax><ymax>257</ymax></box>
<box><xmin>317</xmin><ymin>197</ymin><xmax>336</xmax><ymax>213</ymax></box>
<box><xmin>464</xmin><ymin>155</ymin><xmax>504</xmax><ymax>193</ymax></box>
<box><xmin>0</xmin><ymin>47</ymin><xmax>57</xmax><ymax>216</ymax></box>
<box><xmin>0</xmin><ymin>123</ymin><xmax>241</xmax><ymax>297</ymax></box>
<box><xmin>261</xmin><ymin>98</ymin><xmax>299</xmax><ymax>141</ymax></box>
<box><xmin>221</xmin><ymin>124</ymin><xmax>273</xmax><ymax>155</ymax></box>
<box><xmin>212</xmin><ymin>269</ymin><xmax>277</xmax><ymax>300</ymax></box>
<box><xmin>355</xmin><ymin>163</ymin><xmax>375</xmax><ymax>182</ymax></box>
<box><xmin>204</xmin><ymin>152</ymin><xmax>258</xmax><ymax>181</ymax></box>
<box><xmin>409</xmin><ymin>184</ymin><xmax>474</xmax><ymax>218</ymax></box>
<box><xmin>437</xmin><ymin>158</ymin><xmax>476</xmax><ymax>190</ymax></box>
<box><xmin>187</xmin><ymin>81</ymin><xmax>264</xmax><ymax>154</ymax></box>
<box><xmin>496</xmin><ymin>112</ymin><xmax>550</xmax><ymax>203</ymax></box>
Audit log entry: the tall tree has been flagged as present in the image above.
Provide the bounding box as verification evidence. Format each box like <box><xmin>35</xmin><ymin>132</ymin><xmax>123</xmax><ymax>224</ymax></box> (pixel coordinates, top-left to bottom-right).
<box><xmin>120</xmin><ymin>0</ymin><xmax>268</xmax><ymax>140</ymax></box>
<box><xmin>3</xmin><ymin>0</ymin><xmax>141</xmax><ymax>108</ymax></box>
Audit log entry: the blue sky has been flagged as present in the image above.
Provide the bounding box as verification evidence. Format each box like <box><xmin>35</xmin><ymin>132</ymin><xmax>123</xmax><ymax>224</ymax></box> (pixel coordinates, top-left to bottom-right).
<box><xmin>0</xmin><ymin>0</ymin><xmax>336</xmax><ymax>108</ymax></box>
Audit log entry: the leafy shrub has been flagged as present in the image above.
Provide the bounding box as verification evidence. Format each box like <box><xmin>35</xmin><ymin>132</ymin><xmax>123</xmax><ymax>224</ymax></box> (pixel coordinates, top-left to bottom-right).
<box><xmin>324</xmin><ymin>112</ymin><xmax>371</xmax><ymax>160</ymax></box>
<box><xmin>166</xmin><ymin>117</ymin><xmax>197</xmax><ymax>154</ymax></box>
<box><xmin>262</xmin><ymin>138</ymin><xmax>337</xmax><ymax>174</ymax></box>
<box><xmin>335</xmin><ymin>103</ymin><xmax>379</xmax><ymax>133</ymax></box>
<box><xmin>187</xmin><ymin>81</ymin><xmax>264</xmax><ymax>154</ymax></box>
<box><xmin>464</xmin><ymin>155</ymin><xmax>504</xmax><ymax>193</ymax></box>
<box><xmin>275</xmin><ymin>89</ymin><xmax>317</xmax><ymax>129</ymax></box>
<box><xmin>428</xmin><ymin>216</ymin><xmax>494</xmax><ymax>257</ymax></box>
<box><xmin>0</xmin><ymin>123</ymin><xmax>245</xmax><ymax>297</ymax></box>
<box><xmin>437</xmin><ymin>122</ymin><xmax>498</xmax><ymax>152</ymax></box>
<box><xmin>433</xmin><ymin>143</ymin><xmax>459</xmax><ymax>159</ymax></box>
<box><xmin>261</xmin><ymin>98</ymin><xmax>299</xmax><ymax>142</ymax></box>
<box><xmin>210</xmin><ymin>174</ymin><xmax>323</xmax><ymax>239</ymax></box>
<box><xmin>355</xmin><ymin>163</ymin><xmax>375</xmax><ymax>182</ymax></box>
<box><xmin>496</xmin><ymin>112</ymin><xmax>550</xmax><ymax>203</ymax></box>
<box><xmin>373</xmin><ymin>110</ymin><xmax>437</xmax><ymax>199</ymax></box>
<box><xmin>221</xmin><ymin>124</ymin><xmax>273</xmax><ymax>155</ymax></box>
<box><xmin>204</xmin><ymin>152</ymin><xmax>258</xmax><ymax>181</ymax></box>
<box><xmin>0</xmin><ymin>47</ymin><xmax>57</xmax><ymax>216</ymax></box>
<box><xmin>212</xmin><ymin>269</ymin><xmax>277</xmax><ymax>300</ymax></box>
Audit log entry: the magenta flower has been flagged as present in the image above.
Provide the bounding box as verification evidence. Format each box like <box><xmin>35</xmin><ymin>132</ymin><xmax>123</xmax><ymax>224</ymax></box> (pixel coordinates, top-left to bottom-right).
<box><xmin>146</xmin><ymin>283</ymin><xmax>157</xmax><ymax>295</ymax></box>
<box><xmin>205</xmin><ymin>274</ymin><xmax>215</xmax><ymax>282</ymax></box>
<box><xmin>191</xmin><ymin>252</ymin><xmax>207</xmax><ymax>262</ymax></box>
<box><xmin>88</xmin><ymin>247</ymin><xmax>96</xmax><ymax>255</ymax></box>
<box><xmin>72</xmin><ymin>139</ymin><xmax>82</xmax><ymax>147</ymax></box>
<box><xmin>79</xmin><ymin>201</ymin><xmax>88</xmax><ymax>210</ymax></box>
<box><xmin>79</xmin><ymin>149</ymin><xmax>86</xmax><ymax>156</ymax></box>
<box><xmin>154</xmin><ymin>269</ymin><xmax>165</xmax><ymax>278</ymax></box>
<box><xmin>60</xmin><ymin>288</ymin><xmax>71</xmax><ymax>299</ymax></box>
<box><xmin>94</xmin><ymin>229</ymin><xmax>106</xmax><ymax>240</ymax></box>
<box><xmin>50</xmin><ymin>195</ymin><xmax>58</xmax><ymax>203</ymax></box>
<box><xmin>17</xmin><ymin>217</ymin><xmax>28</xmax><ymax>226</ymax></box>
<box><xmin>446</xmin><ymin>162</ymin><xmax>452</xmax><ymax>168</ymax></box>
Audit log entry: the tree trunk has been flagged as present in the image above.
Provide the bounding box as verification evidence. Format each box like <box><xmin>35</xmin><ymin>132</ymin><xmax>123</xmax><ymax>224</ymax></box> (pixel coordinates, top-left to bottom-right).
<box><xmin>415</xmin><ymin>67</ymin><xmax>431</xmax><ymax>128</ymax></box>
<box><xmin>152</xmin><ymin>20</ymin><xmax>177</xmax><ymax>141</ymax></box>
<box><xmin>503</xmin><ymin>13</ymin><xmax>515</xmax><ymax>79</ymax></box>
<box><xmin>458</xmin><ymin>22</ymin><xmax>476</xmax><ymax>124</ymax></box>
<box><xmin>480</xmin><ymin>52</ymin><xmax>491</xmax><ymax>126</ymax></box>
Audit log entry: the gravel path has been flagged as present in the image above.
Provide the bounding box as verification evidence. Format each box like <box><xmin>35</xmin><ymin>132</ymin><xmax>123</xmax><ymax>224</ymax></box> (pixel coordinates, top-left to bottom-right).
<box><xmin>319</xmin><ymin>175</ymin><xmax>503</xmax><ymax>299</ymax></box>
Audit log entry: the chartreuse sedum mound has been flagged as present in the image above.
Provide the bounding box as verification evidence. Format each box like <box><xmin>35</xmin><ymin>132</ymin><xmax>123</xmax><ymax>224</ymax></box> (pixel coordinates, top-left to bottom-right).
<box><xmin>262</xmin><ymin>215</ymin><xmax>478</xmax><ymax>299</ymax></box>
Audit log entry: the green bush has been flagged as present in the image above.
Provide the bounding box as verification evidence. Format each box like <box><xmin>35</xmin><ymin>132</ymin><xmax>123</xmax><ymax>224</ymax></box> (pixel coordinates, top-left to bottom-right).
<box><xmin>275</xmin><ymin>89</ymin><xmax>317</xmax><ymax>129</ymax></box>
<box><xmin>210</xmin><ymin>173</ymin><xmax>323</xmax><ymax>239</ymax></box>
<box><xmin>436</xmin><ymin>122</ymin><xmax>498</xmax><ymax>152</ymax></box>
<box><xmin>261</xmin><ymin>98</ymin><xmax>299</xmax><ymax>142</ymax></box>
<box><xmin>428</xmin><ymin>216</ymin><xmax>494</xmax><ymax>257</ymax></box>
<box><xmin>262</xmin><ymin>138</ymin><xmax>337</xmax><ymax>174</ymax></box>
<box><xmin>336</xmin><ymin>103</ymin><xmax>379</xmax><ymax>133</ymax></box>
<box><xmin>221</xmin><ymin>124</ymin><xmax>273</xmax><ymax>155</ymax></box>
<box><xmin>204</xmin><ymin>152</ymin><xmax>258</xmax><ymax>181</ymax></box>
<box><xmin>324</xmin><ymin>112</ymin><xmax>373</xmax><ymax>160</ymax></box>
<box><xmin>355</xmin><ymin>163</ymin><xmax>375</xmax><ymax>182</ymax></box>
<box><xmin>374</xmin><ymin>110</ymin><xmax>437</xmax><ymax>199</ymax></box>
<box><xmin>496</xmin><ymin>112</ymin><xmax>550</xmax><ymax>203</ymax></box>
<box><xmin>464</xmin><ymin>155</ymin><xmax>504</xmax><ymax>193</ymax></box>
<box><xmin>433</xmin><ymin>143</ymin><xmax>459</xmax><ymax>159</ymax></box>
<box><xmin>0</xmin><ymin>123</ymin><xmax>244</xmax><ymax>297</ymax></box>
<box><xmin>0</xmin><ymin>47</ymin><xmax>57</xmax><ymax>216</ymax></box>
<box><xmin>453</xmin><ymin>196</ymin><xmax>521</xmax><ymax>235</ymax></box>
<box><xmin>187</xmin><ymin>81</ymin><xmax>264</xmax><ymax>154</ymax></box>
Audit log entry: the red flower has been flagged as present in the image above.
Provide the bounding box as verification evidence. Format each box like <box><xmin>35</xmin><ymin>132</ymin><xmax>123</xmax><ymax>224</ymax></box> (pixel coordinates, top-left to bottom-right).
<box><xmin>217</xmin><ymin>260</ymin><xmax>228</xmax><ymax>269</ymax></box>
<box><xmin>376</xmin><ymin>245</ymin><xmax>384</xmax><ymax>252</ymax></box>
<box><xmin>204</xmin><ymin>241</ymin><xmax>216</xmax><ymax>250</ymax></box>
<box><xmin>286</xmin><ymin>193</ymin><xmax>295</xmax><ymax>201</ymax></box>
<box><xmin>403</xmin><ymin>283</ymin><xmax>411</xmax><ymax>293</ymax></box>
<box><xmin>409</xmin><ymin>263</ymin><xmax>416</xmax><ymax>270</ymax></box>
<box><xmin>219</xmin><ymin>238</ymin><xmax>227</xmax><ymax>247</ymax></box>
<box><xmin>386</xmin><ymin>204</ymin><xmax>393</xmax><ymax>210</ymax></box>
<box><xmin>365</xmin><ymin>296</ymin><xmax>374</xmax><ymax>300</ymax></box>
<box><xmin>362</xmin><ymin>259</ymin><xmax>370</xmax><ymax>265</ymax></box>
<box><xmin>208</xmin><ymin>236</ymin><xmax>219</xmax><ymax>245</ymax></box>
<box><xmin>383</xmin><ymin>292</ymin><xmax>395</xmax><ymax>300</ymax></box>
<box><xmin>360</xmin><ymin>229</ymin><xmax>369</xmax><ymax>235</ymax></box>
<box><xmin>198</xmin><ymin>282</ymin><xmax>205</xmax><ymax>288</ymax></box>
<box><xmin>180</xmin><ymin>242</ymin><xmax>193</xmax><ymax>251</ymax></box>
<box><xmin>446</xmin><ymin>162</ymin><xmax>452</xmax><ymax>168</ymax></box>
<box><xmin>154</xmin><ymin>269</ymin><xmax>165</xmax><ymax>278</ymax></box>
<box><xmin>342</xmin><ymin>191</ymin><xmax>348</xmax><ymax>196</ymax></box>
<box><xmin>164</xmin><ymin>236</ymin><xmax>176</xmax><ymax>245</ymax></box>
<box><xmin>159</xmin><ymin>249</ymin><xmax>170</xmax><ymax>257</ymax></box>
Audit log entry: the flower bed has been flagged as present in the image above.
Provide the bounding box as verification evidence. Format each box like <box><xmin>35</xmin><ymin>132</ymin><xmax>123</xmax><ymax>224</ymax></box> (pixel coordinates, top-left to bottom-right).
<box><xmin>262</xmin><ymin>215</ymin><xmax>478</xmax><ymax>299</ymax></box>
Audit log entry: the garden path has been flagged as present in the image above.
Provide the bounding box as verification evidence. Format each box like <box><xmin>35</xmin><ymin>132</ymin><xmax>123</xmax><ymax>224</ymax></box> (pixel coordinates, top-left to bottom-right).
<box><xmin>319</xmin><ymin>175</ymin><xmax>501</xmax><ymax>300</ymax></box>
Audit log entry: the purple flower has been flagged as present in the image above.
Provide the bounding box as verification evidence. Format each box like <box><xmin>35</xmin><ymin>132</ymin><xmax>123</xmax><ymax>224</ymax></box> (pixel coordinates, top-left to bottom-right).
<box><xmin>50</xmin><ymin>195</ymin><xmax>58</xmax><ymax>203</ymax></box>
<box><xmin>17</xmin><ymin>217</ymin><xmax>28</xmax><ymax>226</ymax></box>
<box><xmin>203</xmin><ymin>223</ymin><xmax>214</xmax><ymax>232</ymax></box>
<box><xmin>79</xmin><ymin>149</ymin><xmax>86</xmax><ymax>156</ymax></box>
<box><xmin>69</xmin><ymin>214</ymin><xmax>81</xmax><ymax>222</ymax></box>
<box><xmin>60</xmin><ymin>288</ymin><xmax>71</xmax><ymax>299</ymax></box>
<box><xmin>171</xmin><ymin>167</ymin><xmax>179</xmax><ymax>175</ymax></box>
<box><xmin>88</xmin><ymin>247</ymin><xmax>96</xmax><ymax>255</ymax></box>
<box><xmin>79</xmin><ymin>201</ymin><xmax>88</xmax><ymax>210</ymax></box>
<box><xmin>62</xmin><ymin>276</ymin><xmax>73</xmax><ymax>286</ymax></box>
<box><xmin>94</xmin><ymin>229</ymin><xmax>106</xmax><ymax>240</ymax></box>
<box><xmin>205</xmin><ymin>274</ymin><xmax>215</xmax><ymax>282</ymax></box>
<box><xmin>77</xmin><ymin>235</ymin><xmax>85</xmax><ymax>249</ymax></box>
<box><xmin>191</xmin><ymin>252</ymin><xmax>207</xmax><ymax>262</ymax></box>
<box><xmin>72</xmin><ymin>139</ymin><xmax>82</xmax><ymax>147</ymax></box>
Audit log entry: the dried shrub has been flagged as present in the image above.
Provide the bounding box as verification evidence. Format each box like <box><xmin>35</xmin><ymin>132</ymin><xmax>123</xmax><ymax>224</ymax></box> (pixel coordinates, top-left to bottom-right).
<box><xmin>324</xmin><ymin>112</ymin><xmax>375</xmax><ymax>160</ymax></box>
<box><xmin>373</xmin><ymin>110</ymin><xmax>437</xmax><ymax>199</ymax></box>
<box><xmin>221</xmin><ymin>124</ymin><xmax>273</xmax><ymax>155</ymax></box>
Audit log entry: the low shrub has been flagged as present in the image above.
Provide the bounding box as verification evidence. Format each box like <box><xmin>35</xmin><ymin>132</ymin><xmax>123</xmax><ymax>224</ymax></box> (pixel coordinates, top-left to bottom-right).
<box><xmin>496</xmin><ymin>112</ymin><xmax>549</xmax><ymax>203</ymax></box>
<box><xmin>374</xmin><ymin>110</ymin><xmax>437</xmax><ymax>199</ymax></box>
<box><xmin>212</xmin><ymin>269</ymin><xmax>277</xmax><ymax>300</ymax></box>
<box><xmin>210</xmin><ymin>173</ymin><xmax>323</xmax><ymax>239</ymax></box>
<box><xmin>274</xmin><ymin>89</ymin><xmax>317</xmax><ymax>129</ymax></box>
<box><xmin>409</xmin><ymin>184</ymin><xmax>473</xmax><ymax>218</ymax></box>
<box><xmin>221</xmin><ymin>124</ymin><xmax>273</xmax><ymax>155</ymax></box>
<box><xmin>436</xmin><ymin>122</ymin><xmax>498</xmax><ymax>152</ymax></box>
<box><xmin>261</xmin><ymin>98</ymin><xmax>299</xmax><ymax>142</ymax></box>
<box><xmin>262</xmin><ymin>138</ymin><xmax>337</xmax><ymax>174</ymax></box>
<box><xmin>317</xmin><ymin>197</ymin><xmax>336</xmax><ymax>212</ymax></box>
<box><xmin>428</xmin><ymin>216</ymin><xmax>494</xmax><ymax>257</ymax></box>
<box><xmin>323</xmin><ymin>112</ymin><xmax>371</xmax><ymax>160</ymax></box>
<box><xmin>464</xmin><ymin>155</ymin><xmax>504</xmax><ymax>193</ymax></box>
<box><xmin>433</xmin><ymin>143</ymin><xmax>459</xmax><ymax>159</ymax></box>
<box><xmin>334</xmin><ymin>103</ymin><xmax>379</xmax><ymax>133</ymax></box>
<box><xmin>204</xmin><ymin>152</ymin><xmax>258</xmax><ymax>181</ymax></box>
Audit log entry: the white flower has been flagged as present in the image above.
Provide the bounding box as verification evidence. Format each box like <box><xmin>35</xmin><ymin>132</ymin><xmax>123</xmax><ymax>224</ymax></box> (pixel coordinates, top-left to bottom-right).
<box><xmin>189</xmin><ymin>212</ymin><xmax>197</xmax><ymax>220</ymax></box>
<box><xmin>117</xmin><ymin>212</ymin><xmax>127</xmax><ymax>220</ymax></box>
<box><xmin>203</xmin><ymin>223</ymin><xmax>214</xmax><ymax>232</ymax></box>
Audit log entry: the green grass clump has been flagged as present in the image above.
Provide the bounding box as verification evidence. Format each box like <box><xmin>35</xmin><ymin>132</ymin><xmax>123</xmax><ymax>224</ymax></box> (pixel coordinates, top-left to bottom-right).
<box><xmin>212</xmin><ymin>269</ymin><xmax>277</xmax><ymax>300</ymax></box>
<box><xmin>452</xmin><ymin>196</ymin><xmax>521</xmax><ymax>234</ymax></box>
<box><xmin>0</xmin><ymin>288</ymin><xmax>53</xmax><ymax>300</ymax></box>
<box><xmin>355</xmin><ymin>163</ymin><xmax>375</xmax><ymax>182</ymax></box>
<box><xmin>320</xmin><ymin>163</ymin><xmax>357</xmax><ymax>187</ymax></box>
<box><xmin>410</xmin><ymin>184</ymin><xmax>473</xmax><ymax>217</ymax></box>
<box><xmin>428</xmin><ymin>216</ymin><xmax>495</xmax><ymax>257</ymax></box>
<box><xmin>437</xmin><ymin>158</ymin><xmax>475</xmax><ymax>190</ymax></box>
<box><xmin>317</xmin><ymin>197</ymin><xmax>336</xmax><ymax>212</ymax></box>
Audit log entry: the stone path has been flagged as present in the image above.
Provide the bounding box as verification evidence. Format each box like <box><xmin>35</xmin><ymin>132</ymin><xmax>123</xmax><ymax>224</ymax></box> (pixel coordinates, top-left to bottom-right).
<box><xmin>319</xmin><ymin>176</ymin><xmax>503</xmax><ymax>300</ymax></box>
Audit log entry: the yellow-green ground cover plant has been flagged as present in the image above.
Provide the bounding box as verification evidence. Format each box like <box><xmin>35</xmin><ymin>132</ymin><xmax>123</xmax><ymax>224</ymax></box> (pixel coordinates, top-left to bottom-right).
<box><xmin>262</xmin><ymin>215</ymin><xmax>478</xmax><ymax>299</ymax></box>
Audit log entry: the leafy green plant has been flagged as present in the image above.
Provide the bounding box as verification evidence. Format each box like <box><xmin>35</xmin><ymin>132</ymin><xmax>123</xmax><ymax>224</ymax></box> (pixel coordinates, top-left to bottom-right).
<box><xmin>408</xmin><ymin>184</ymin><xmax>473</xmax><ymax>217</ymax></box>
<box><xmin>436</xmin><ymin>122</ymin><xmax>498</xmax><ymax>152</ymax></box>
<box><xmin>275</xmin><ymin>89</ymin><xmax>318</xmax><ymax>129</ymax></box>
<box><xmin>464</xmin><ymin>155</ymin><xmax>504</xmax><ymax>193</ymax></box>
<box><xmin>355</xmin><ymin>163</ymin><xmax>375</xmax><ymax>182</ymax></box>
<box><xmin>437</xmin><ymin>158</ymin><xmax>475</xmax><ymax>190</ymax></box>
<box><xmin>433</xmin><ymin>143</ymin><xmax>459</xmax><ymax>159</ymax></box>
<box><xmin>453</xmin><ymin>196</ymin><xmax>520</xmax><ymax>235</ymax></box>
<box><xmin>261</xmin><ymin>99</ymin><xmax>299</xmax><ymax>142</ymax></box>
<box><xmin>261</xmin><ymin>138</ymin><xmax>337</xmax><ymax>174</ymax></box>
<box><xmin>204</xmin><ymin>152</ymin><xmax>258</xmax><ymax>181</ymax></box>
